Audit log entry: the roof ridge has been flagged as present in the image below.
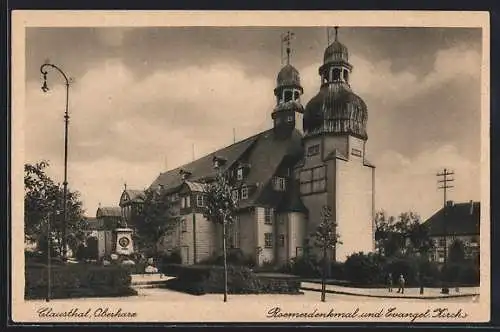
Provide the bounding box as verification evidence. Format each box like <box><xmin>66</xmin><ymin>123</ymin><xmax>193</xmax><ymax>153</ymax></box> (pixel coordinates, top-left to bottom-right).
<box><xmin>159</xmin><ymin>128</ymin><xmax>272</xmax><ymax>175</ymax></box>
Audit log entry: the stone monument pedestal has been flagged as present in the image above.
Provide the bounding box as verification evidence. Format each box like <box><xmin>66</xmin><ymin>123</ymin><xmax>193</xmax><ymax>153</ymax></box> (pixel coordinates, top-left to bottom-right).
<box><xmin>114</xmin><ymin>228</ymin><xmax>134</xmax><ymax>256</ymax></box>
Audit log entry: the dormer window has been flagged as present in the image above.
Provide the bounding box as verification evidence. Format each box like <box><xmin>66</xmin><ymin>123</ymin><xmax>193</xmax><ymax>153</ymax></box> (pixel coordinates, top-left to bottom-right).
<box><xmin>179</xmin><ymin>169</ymin><xmax>192</xmax><ymax>180</ymax></box>
<box><xmin>213</xmin><ymin>156</ymin><xmax>227</xmax><ymax>169</ymax></box>
<box><xmin>273</xmin><ymin>176</ymin><xmax>286</xmax><ymax>192</ymax></box>
<box><xmin>241</xmin><ymin>185</ymin><xmax>249</xmax><ymax>199</ymax></box>
<box><xmin>237</xmin><ymin>167</ymin><xmax>244</xmax><ymax>180</ymax></box>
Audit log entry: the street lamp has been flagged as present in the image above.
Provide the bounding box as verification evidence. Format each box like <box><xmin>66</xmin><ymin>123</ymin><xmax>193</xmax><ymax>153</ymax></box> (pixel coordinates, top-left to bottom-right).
<box><xmin>40</xmin><ymin>63</ymin><xmax>71</xmax><ymax>260</ymax></box>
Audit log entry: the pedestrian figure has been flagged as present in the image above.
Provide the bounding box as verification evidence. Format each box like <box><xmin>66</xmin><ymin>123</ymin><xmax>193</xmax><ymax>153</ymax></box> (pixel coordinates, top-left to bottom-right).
<box><xmin>387</xmin><ymin>273</ymin><xmax>393</xmax><ymax>293</ymax></box>
<box><xmin>396</xmin><ymin>274</ymin><xmax>405</xmax><ymax>294</ymax></box>
<box><xmin>417</xmin><ymin>272</ymin><xmax>424</xmax><ymax>295</ymax></box>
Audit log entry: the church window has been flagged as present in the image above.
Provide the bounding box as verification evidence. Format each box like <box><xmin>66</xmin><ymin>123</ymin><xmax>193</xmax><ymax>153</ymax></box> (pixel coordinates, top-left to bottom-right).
<box><xmin>180</xmin><ymin>218</ymin><xmax>187</xmax><ymax>233</ymax></box>
<box><xmin>300</xmin><ymin>166</ymin><xmax>327</xmax><ymax>195</ymax></box>
<box><xmin>278</xmin><ymin>234</ymin><xmax>285</xmax><ymax>247</ymax></box>
<box><xmin>343</xmin><ymin>69</ymin><xmax>349</xmax><ymax>82</ymax></box>
<box><xmin>264</xmin><ymin>233</ymin><xmax>273</xmax><ymax>248</ymax></box>
<box><xmin>333</xmin><ymin>68</ymin><xmax>341</xmax><ymax>81</ymax></box>
<box><xmin>273</xmin><ymin>176</ymin><xmax>286</xmax><ymax>191</ymax></box>
<box><xmin>307</xmin><ymin>144</ymin><xmax>320</xmax><ymax>156</ymax></box>
<box><xmin>351</xmin><ymin>148</ymin><xmax>362</xmax><ymax>157</ymax></box>
<box><xmin>181</xmin><ymin>195</ymin><xmax>191</xmax><ymax>209</ymax></box>
<box><xmin>284</xmin><ymin>90</ymin><xmax>293</xmax><ymax>102</ymax></box>
<box><xmin>196</xmin><ymin>194</ymin><xmax>206</xmax><ymax>207</ymax></box>
<box><xmin>294</xmin><ymin>91</ymin><xmax>300</xmax><ymax>100</ymax></box>
<box><xmin>231</xmin><ymin>189</ymin><xmax>239</xmax><ymax>202</ymax></box>
<box><xmin>264</xmin><ymin>208</ymin><xmax>273</xmax><ymax>224</ymax></box>
<box><xmin>241</xmin><ymin>185</ymin><xmax>249</xmax><ymax>199</ymax></box>
<box><xmin>237</xmin><ymin>167</ymin><xmax>244</xmax><ymax>180</ymax></box>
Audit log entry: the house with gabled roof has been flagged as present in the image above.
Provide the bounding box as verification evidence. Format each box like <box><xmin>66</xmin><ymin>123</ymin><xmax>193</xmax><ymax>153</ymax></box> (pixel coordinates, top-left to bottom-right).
<box><xmin>118</xmin><ymin>28</ymin><xmax>376</xmax><ymax>266</ymax></box>
<box><xmin>423</xmin><ymin>200</ymin><xmax>480</xmax><ymax>263</ymax></box>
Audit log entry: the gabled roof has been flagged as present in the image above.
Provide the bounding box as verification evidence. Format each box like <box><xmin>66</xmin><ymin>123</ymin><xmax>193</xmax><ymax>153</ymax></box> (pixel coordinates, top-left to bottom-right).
<box><xmin>423</xmin><ymin>201</ymin><xmax>480</xmax><ymax>236</ymax></box>
<box><xmin>149</xmin><ymin>128</ymin><xmax>304</xmax><ymax>209</ymax></box>
<box><xmin>96</xmin><ymin>206</ymin><xmax>122</xmax><ymax>218</ymax></box>
<box><xmin>150</xmin><ymin>131</ymin><xmax>261</xmax><ymax>192</ymax></box>
<box><xmin>124</xmin><ymin>189</ymin><xmax>145</xmax><ymax>202</ymax></box>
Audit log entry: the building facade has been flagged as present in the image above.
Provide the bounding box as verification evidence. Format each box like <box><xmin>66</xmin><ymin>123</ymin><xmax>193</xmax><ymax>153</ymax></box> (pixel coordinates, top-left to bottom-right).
<box><xmin>119</xmin><ymin>29</ymin><xmax>376</xmax><ymax>266</ymax></box>
<box><xmin>423</xmin><ymin>200</ymin><xmax>480</xmax><ymax>263</ymax></box>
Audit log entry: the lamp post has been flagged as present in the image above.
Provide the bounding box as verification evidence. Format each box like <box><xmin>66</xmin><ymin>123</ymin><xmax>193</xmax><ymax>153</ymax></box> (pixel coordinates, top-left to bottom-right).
<box><xmin>40</xmin><ymin>63</ymin><xmax>71</xmax><ymax>260</ymax></box>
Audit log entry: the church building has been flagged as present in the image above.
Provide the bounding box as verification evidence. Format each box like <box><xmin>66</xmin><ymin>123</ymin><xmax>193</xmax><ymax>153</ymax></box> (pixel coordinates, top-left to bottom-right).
<box><xmin>119</xmin><ymin>28</ymin><xmax>376</xmax><ymax>265</ymax></box>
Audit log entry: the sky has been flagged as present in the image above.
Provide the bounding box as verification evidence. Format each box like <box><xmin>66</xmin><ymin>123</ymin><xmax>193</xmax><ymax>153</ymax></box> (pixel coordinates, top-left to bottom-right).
<box><xmin>24</xmin><ymin>26</ymin><xmax>483</xmax><ymax>220</ymax></box>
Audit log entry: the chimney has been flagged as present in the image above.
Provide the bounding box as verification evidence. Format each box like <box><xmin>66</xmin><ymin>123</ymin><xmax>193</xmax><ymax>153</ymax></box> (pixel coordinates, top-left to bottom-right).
<box><xmin>470</xmin><ymin>200</ymin><xmax>474</xmax><ymax>215</ymax></box>
<box><xmin>446</xmin><ymin>200</ymin><xmax>454</xmax><ymax>207</ymax></box>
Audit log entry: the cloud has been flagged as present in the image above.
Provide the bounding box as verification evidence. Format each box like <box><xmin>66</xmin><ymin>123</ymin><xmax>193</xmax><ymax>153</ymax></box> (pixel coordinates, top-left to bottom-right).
<box><xmin>373</xmin><ymin>144</ymin><xmax>480</xmax><ymax>220</ymax></box>
<box><xmin>25</xmin><ymin>43</ymin><xmax>482</xmax><ymax>216</ymax></box>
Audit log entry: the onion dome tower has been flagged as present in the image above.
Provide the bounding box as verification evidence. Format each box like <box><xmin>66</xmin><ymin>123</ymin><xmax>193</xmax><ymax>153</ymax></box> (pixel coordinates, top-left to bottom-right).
<box><xmin>303</xmin><ymin>27</ymin><xmax>368</xmax><ymax>141</ymax></box>
<box><xmin>272</xmin><ymin>31</ymin><xmax>304</xmax><ymax>138</ymax></box>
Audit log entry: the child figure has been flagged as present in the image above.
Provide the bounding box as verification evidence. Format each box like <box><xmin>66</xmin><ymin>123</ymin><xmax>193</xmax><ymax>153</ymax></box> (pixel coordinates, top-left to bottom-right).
<box><xmin>387</xmin><ymin>273</ymin><xmax>393</xmax><ymax>293</ymax></box>
<box><xmin>397</xmin><ymin>274</ymin><xmax>406</xmax><ymax>294</ymax></box>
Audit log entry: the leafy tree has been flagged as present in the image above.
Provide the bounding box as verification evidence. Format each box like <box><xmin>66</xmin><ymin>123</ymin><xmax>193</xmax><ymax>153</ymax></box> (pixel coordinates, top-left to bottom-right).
<box><xmin>24</xmin><ymin>161</ymin><xmax>85</xmax><ymax>257</ymax></box>
<box><xmin>134</xmin><ymin>185</ymin><xmax>179</xmax><ymax>257</ymax></box>
<box><xmin>448</xmin><ymin>239</ymin><xmax>466</xmax><ymax>264</ymax></box>
<box><xmin>374</xmin><ymin>210</ymin><xmax>433</xmax><ymax>258</ymax></box>
<box><xmin>374</xmin><ymin>211</ymin><xmax>400</xmax><ymax>257</ymax></box>
<box><xmin>312</xmin><ymin>205</ymin><xmax>342</xmax><ymax>302</ymax></box>
<box><xmin>203</xmin><ymin>164</ymin><xmax>237</xmax><ymax>302</ymax></box>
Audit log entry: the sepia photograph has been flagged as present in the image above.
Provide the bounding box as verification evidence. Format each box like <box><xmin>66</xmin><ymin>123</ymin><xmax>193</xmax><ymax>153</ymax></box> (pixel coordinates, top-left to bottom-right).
<box><xmin>11</xmin><ymin>11</ymin><xmax>490</xmax><ymax>323</ymax></box>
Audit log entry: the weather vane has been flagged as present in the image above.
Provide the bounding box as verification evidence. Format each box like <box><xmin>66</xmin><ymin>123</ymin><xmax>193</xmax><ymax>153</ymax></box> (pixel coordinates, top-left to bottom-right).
<box><xmin>281</xmin><ymin>31</ymin><xmax>295</xmax><ymax>66</ymax></box>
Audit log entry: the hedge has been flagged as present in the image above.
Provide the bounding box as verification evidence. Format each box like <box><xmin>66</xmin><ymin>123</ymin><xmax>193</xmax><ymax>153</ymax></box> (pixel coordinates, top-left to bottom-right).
<box><xmin>160</xmin><ymin>264</ymin><xmax>302</xmax><ymax>295</ymax></box>
<box><xmin>25</xmin><ymin>263</ymin><xmax>138</xmax><ymax>300</ymax></box>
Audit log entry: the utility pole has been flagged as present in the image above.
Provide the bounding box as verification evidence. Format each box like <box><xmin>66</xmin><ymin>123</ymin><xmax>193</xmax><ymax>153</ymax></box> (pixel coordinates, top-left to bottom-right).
<box><xmin>437</xmin><ymin>168</ymin><xmax>454</xmax><ymax>294</ymax></box>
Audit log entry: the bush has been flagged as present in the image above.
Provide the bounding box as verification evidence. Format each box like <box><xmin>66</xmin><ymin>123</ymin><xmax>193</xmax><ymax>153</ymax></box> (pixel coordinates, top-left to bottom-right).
<box><xmin>196</xmin><ymin>249</ymin><xmax>256</xmax><ymax>268</ymax></box>
<box><xmin>441</xmin><ymin>262</ymin><xmax>479</xmax><ymax>286</ymax></box>
<box><xmin>161</xmin><ymin>264</ymin><xmax>301</xmax><ymax>295</ymax></box>
<box><xmin>25</xmin><ymin>262</ymin><xmax>137</xmax><ymax>300</ymax></box>
<box><xmin>344</xmin><ymin>252</ymin><xmax>387</xmax><ymax>285</ymax></box>
<box><xmin>159</xmin><ymin>249</ymin><xmax>182</xmax><ymax>266</ymax></box>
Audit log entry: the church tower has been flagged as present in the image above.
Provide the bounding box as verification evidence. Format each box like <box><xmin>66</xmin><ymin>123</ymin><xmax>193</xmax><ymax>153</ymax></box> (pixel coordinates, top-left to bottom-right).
<box><xmin>299</xmin><ymin>27</ymin><xmax>375</xmax><ymax>262</ymax></box>
<box><xmin>272</xmin><ymin>31</ymin><xmax>304</xmax><ymax>138</ymax></box>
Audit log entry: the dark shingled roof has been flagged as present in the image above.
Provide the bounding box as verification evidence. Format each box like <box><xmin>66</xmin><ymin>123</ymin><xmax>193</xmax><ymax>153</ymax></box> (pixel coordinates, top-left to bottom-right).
<box><xmin>423</xmin><ymin>201</ymin><xmax>480</xmax><ymax>236</ymax></box>
<box><xmin>124</xmin><ymin>189</ymin><xmax>145</xmax><ymax>202</ymax></box>
<box><xmin>96</xmin><ymin>206</ymin><xmax>122</xmax><ymax>218</ymax></box>
<box><xmin>276</xmin><ymin>179</ymin><xmax>308</xmax><ymax>213</ymax></box>
<box><xmin>150</xmin><ymin>128</ymin><xmax>305</xmax><ymax>210</ymax></box>
<box><xmin>150</xmin><ymin>131</ymin><xmax>260</xmax><ymax>192</ymax></box>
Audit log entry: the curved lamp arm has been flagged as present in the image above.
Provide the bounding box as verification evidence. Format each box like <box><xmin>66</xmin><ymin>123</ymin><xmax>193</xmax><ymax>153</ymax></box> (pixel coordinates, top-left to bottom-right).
<box><xmin>40</xmin><ymin>63</ymin><xmax>70</xmax><ymax>92</ymax></box>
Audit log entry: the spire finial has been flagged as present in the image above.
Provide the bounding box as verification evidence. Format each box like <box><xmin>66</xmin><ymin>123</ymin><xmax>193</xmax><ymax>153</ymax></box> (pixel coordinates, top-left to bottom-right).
<box><xmin>334</xmin><ymin>26</ymin><xmax>339</xmax><ymax>41</ymax></box>
<box><xmin>281</xmin><ymin>31</ymin><xmax>295</xmax><ymax>65</ymax></box>
<box><xmin>124</xmin><ymin>182</ymin><xmax>127</xmax><ymax>190</ymax></box>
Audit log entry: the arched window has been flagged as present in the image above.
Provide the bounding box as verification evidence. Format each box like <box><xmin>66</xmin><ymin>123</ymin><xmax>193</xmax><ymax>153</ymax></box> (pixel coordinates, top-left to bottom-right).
<box><xmin>333</xmin><ymin>68</ymin><xmax>341</xmax><ymax>81</ymax></box>
<box><xmin>293</xmin><ymin>90</ymin><xmax>300</xmax><ymax>101</ymax></box>
<box><xmin>284</xmin><ymin>90</ymin><xmax>293</xmax><ymax>102</ymax></box>
<box><xmin>343</xmin><ymin>69</ymin><xmax>349</xmax><ymax>82</ymax></box>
